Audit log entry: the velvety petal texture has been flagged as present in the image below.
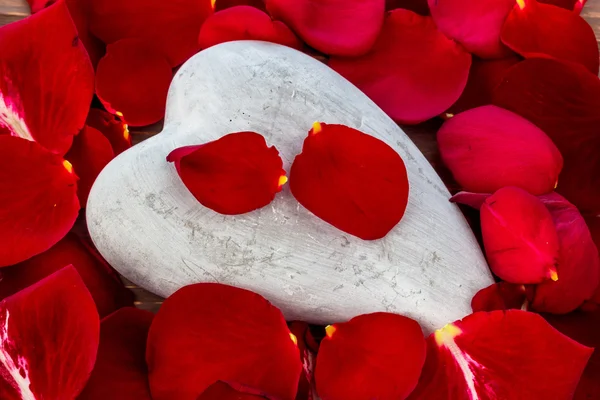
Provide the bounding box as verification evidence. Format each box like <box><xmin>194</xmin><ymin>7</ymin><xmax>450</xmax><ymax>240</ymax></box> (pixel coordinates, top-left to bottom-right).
<box><xmin>329</xmin><ymin>10</ymin><xmax>471</xmax><ymax>124</ymax></box>
<box><xmin>289</xmin><ymin>123</ymin><xmax>409</xmax><ymax>240</ymax></box>
<box><xmin>86</xmin><ymin>108</ymin><xmax>132</xmax><ymax>155</ymax></box>
<box><xmin>471</xmin><ymin>282</ymin><xmax>528</xmax><ymax>312</ymax></box>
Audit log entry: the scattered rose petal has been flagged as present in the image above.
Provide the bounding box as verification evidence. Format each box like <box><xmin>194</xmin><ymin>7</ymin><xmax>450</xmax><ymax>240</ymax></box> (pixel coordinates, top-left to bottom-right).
<box><xmin>289</xmin><ymin>123</ymin><xmax>409</xmax><ymax>240</ymax></box>
<box><xmin>199</xmin><ymin>6</ymin><xmax>302</xmax><ymax>50</ymax></box>
<box><xmin>146</xmin><ymin>283</ymin><xmax>302</xmax><ymax>400</ymax></box>
<box><xmin>25</xmin><ymin>0</ymin><xmax>53</xmax><ymax>13</ymax></box>
<box><xmin>481</xmin><ymin>187</ymin><xmax>559</xmax><ymax>284</ymax></box>
<box><xmin>215</xmin><ymin>0</ymin><xmax>267</xmax><ymax>12</ymax></box>
<box><xmin>0</xmin><ymin>266</ymin><xmax>100</xmax><ymax>399</ymax></box>
<box><xmin>386</xmin><ymin>0</ymin><xmax>429</xmax><ymax>15</ymax></box>
<box><xmin>96</xmin><ymin>39</ymin><xmax>173</xmax><ymax>127</ymax></box>
<box><xmin>0</xmin><ymin>1</ymin><xmax>94</xmax><ymax>155</ymax></box>
<box><xmin>198</xmin><ymin>382</ymin><xmax>267</xmax><ymax>399</ymax></box>
<box><xmin>89</xmin><ymin>0</ymin><xmax>214</xmax><ymax>67</ymax></box>
<box><xmin>265</xmin><ymin>0</ymin><xmax>385</xmax><ymax>56</ymax></box>
<box><xmin>0</xmin><ymin>136</ymin><xmax>79</xmax><ymax>267</ymax></box>
<box><xmin>315</xmin><ymin>313</ymin><xmax>426</xmax><ymax>400</ymax></box>
<box><xmin>501</xmin><ymin>0</ymin><xmax>599</xmax><ymax>74</ymax></box>
<box><xmin>538</xmin><ymin>0</ymin><xmax>579</xmax><ymax>11</ymax></box>
<box><xmin>428</xmin><ymin>0</ymin><xmax>515</xmax><ymax>59</ymax></box>
<box><xmin>438</xmin><ymin>105</ymin><xmax>563</xmax><ymax>195</ymax></box>
<box><xmin>450</xmin><ymin>191</ymin><xmax>491</xmax><ymax>210</ymax></box>
<box><xmin>493</xmin><ymin>58</ymin><xmax>600</xmax><ymax>215</ymax></box>
<box><xmin>471</xmin><ymin>282</ymin><xmax>529</xmax><ymax>312</ymax></box>
<box><xmin>329</xmin><ymin>10</ymin><xmax>471</xmax><ymax>124</ymax></box>
<box><xmin>167</xmin><ymin>132</ymin><xmax>286</xmax><ymax>215</ymax></box>
<box><xmin>79</xmin><ymin>307</ymin><xmax>154</xmax><ymax>400</ymax></box>
<box><xmin>86</xmin><ymin>108</ymin><xmax>132</xmax><ymax>155</ymax></box>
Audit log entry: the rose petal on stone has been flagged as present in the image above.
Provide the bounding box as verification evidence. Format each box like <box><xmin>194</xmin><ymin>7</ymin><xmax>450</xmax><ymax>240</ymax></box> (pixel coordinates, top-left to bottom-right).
<box><xmin>438</xmin><ymin>105</ymin><xmax>563</xmax><ymax>195</ymax></box>
<box><xmin>0</xmin><ymin>266</ymin><xmax>100</xmax><ymax>399</ymax></box>
<box><xmin>501</xmin><ymin>0</ymin><xmax>599</xmax><ymax>74</ymax></box>
<box><xmin>265</xmin><ymin>0</ymin><xmax>385</xmax><ymax>56</ymax></box>
<box><xmin>408</xmin><ymin>310</ymin><xmax>593</xmax><ymax>399</ymax></box>
<box><xmin>315</xmin><ymin>313</ymin><xmax>426</xmax><ymax>400</ymax></box>
<box><xmin>386</xmin><ymin>0</ymin><xmax>429</xmax><ymax>15</ymax></box>
<box><xmin>146</xmin><ymin>283</ymin><xmax>302</xmax><ymax>400</ymax></box>
<box><xmin>428</xmin><ymin>0</ymin><xmax>515</xmax><ymax>59</ymax></box>
<box><xmin>214</xmin><ymin>0</ymin><xmax>267</xmax><ymax>12</ymax></box>
<box><xmin>86</xmin><ymin>108</ymin><xmax>132</xmax><ymax>155</ymax></box>
<box><xmin>199</xmin><ymin>6</ymin><xmax>302</xmax><ymax>50</ymax></box>
<box><xmin>450</xmin><ymin>191</ymin><xmax>491</xmax><ymax>210</ymax></box>
<box><xmin>96</xmin><ymin>39</ymin><xmax>173</xmax><ymax>127</ymax></box>
<box><xmin>198</xmin><ymin>382</ymin><xmax>268</xmax><ymax>399</ymax></box>
<box><xmin>481</xmin><ymin>186</ymin><xmax>559</xmax><ymax>284</ymax></box>
<box><xmin>471</xmin><ymin>282</ymin><xmax>529</xmax><ymax>312</ymax></box>
<box><xmin>289</xmin><ymin>123</ymin><xmax>409</xmax><ymax>240</ymax></box>
<box><xmin>0</xmin><ymin>1</ymin><xmax>94</xmax><ymax>155</ymax></box>
<box><xmin>78</xmin><ymin>307</ymin><xmax>154</xmax><ymax>400</ymax></box>
<box><xmin>329</xmin><ymin>10</ymin><xmax>471</xmax><ymax>124</ymax></box>
<box><xmin>0</xmin><ymin>136</ymin><xmax>79</xmax><ymax>267</ymax></box>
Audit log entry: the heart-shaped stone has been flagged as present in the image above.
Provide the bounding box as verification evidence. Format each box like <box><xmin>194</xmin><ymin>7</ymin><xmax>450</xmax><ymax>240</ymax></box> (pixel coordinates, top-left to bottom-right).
<box><xmin>87</xmin><ymin>41</ymin><xmax>492</xmax><ymax>333</ymax></box>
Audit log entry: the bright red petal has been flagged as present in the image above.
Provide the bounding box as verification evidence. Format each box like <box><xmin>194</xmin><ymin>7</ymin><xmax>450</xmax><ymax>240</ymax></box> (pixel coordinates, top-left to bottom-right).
<box><xmin>0</xmin><ymin>266</ymin><xmax>100</xmax><ymax>399</ymax></box>
<box><xmin>86</xmin><ymin>108</ymin><xmax>132</xmax><ymax>155</ymax></box>
<box><xmin>471</xmin><ymin>282</ymin><xmax>529</xmax><ymax>312</ymax></box>
<box><xmin>289</xmin><ymin>123</ymin><xmax>409</xmax><ymax>240</ymax></box>
<box><xmin>492</xmin><ymin>58</ymin><xmax>600</xmax><ymax>215</ymax></box>
<box><xmin>501</xmin><ymin>0</ymin><xmax>599</xmax><ymax>74</ymax></box>
<box><xmin>386</xmin><ymin>0</ymin><xmax>429</xmax><ymax>15</ymax></box>
<box><xmin>89</xmin><ymin>0</ymin><xmax>213</xmax><ymax>67</ymax></box>
<box><xmin>167</xmin><ymin>132</ymin><xmax>286</xmax><ymax>215</ymax></box>
<box><xmin>79</xmin><ymin>307</ymin><xmax>153</xmax><ymax>400</ymax></box>
<box><xmin>408</xmin><ymin>310</ymin><xmax>593</xmax><ymax>399</ymax></box>
<box><xmin>199</xmin><ymin>382</ymin><xmax>267</xmax><ymax>399</ymax></box>
<box><xmin>215</xmin><ymin>0</ymin><xmax>267</xmax><ymax>12</ymax></box>
<box><xmin>0</xmin><ymin>1</ymin><xmax>94</xmax><ymax>155</ymax></box>
<box><xmin>265</xmin><ymin>0</ymin><xmax>385</xmax><ymax>56</ymax></box>
<box><xmin>449</xmin><ymin>191</ymin><xmax>491</xmax><ymax>210</ymax></box>
<box><xmin>329</xmin><ymin>10</ymin><xmax>471</xmax><ymax>124</ymax></box>
<box><xmin>146</xmin><ymin>283</ymin><xmax>303</xmax><ymax>400</ymax></box>
<box><xmin>96</xmin><ymin>39</ymin><xmax>173</xmax><ymax>127</ymax></box>
<box><xmin>0</xmin><ymin>136</ymin><xmax>79</xmax><ymax>267</ymax></box>
<box><xmin>315</xmin><ymin>313</ymin><xmax>426</xmax><ymax>400</ymax></box>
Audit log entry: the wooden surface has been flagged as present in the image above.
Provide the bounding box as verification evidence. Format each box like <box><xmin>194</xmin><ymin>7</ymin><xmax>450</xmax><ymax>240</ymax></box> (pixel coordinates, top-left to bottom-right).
<box><xmin>1</xmin><ymin>0</ymin><xmax>599</xmax><ymax>313</ymax></box>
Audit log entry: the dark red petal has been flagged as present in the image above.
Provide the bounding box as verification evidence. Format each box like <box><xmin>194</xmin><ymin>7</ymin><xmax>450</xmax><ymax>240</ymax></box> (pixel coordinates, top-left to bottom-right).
<box><xmin>481</xmin><ymin>187</ymin><xmax>559</xmax><ymax>284</ymax></box>
<box><xmin>215</xmin><ymin>0</ymin><xmax>267</xmax><ymax>12</ymax></box>
<box><xmin>265</xmin><ymin>0</ymin><xmax>385</xmax><ymax>56</ymax></box>
<box><xmin>0</xmin><ymin>232</ymin><xmax>133</xmax><ymax>318</ymax></box>
<box><xmin>26</xmin><ymin>0</ymin><xmax>54</xmax><ymax>13</ymax></box>
<box><xmin>531</xmin><ymin>193</ymin><xmax>600</xmax><ymax>314</ymax></box>
<box><xmin>386</xmin><ymin>0</ymin><xmax>430</xmax><ymax>15</ymax></box>
<box><xmin>78</xmin><ymin>307</ymin><xmax>153</xmax><ymax>400</ymax></box>
<box><xmin>408</xmin><ymin>310</ymin><xmax>592</xmax><ymax>399</ymax></box>
<box><xmin>428</xmin><ymin>0</ymin><xmax>515</xmax><ymax>59</ymax></box>
<box><xmin>198</xmin><ymin>6</ymin><xmax>302</xmax><ymax>50</ymax></box>
<box><xmin>501</xmin><ymin>0</ymin><xmax>599</xmax><ymax>74</ymax></box>
<box><xmin>86</xmin><ymin>108</ymin><xmax>132</xmax><ymax>155</ymax></box>
<box><xmin>289</xmin><ymin>123</ymin><xmax>409</xmax><ymax>240</ymax></box>
<box><xmin>167</xmin><ymin>132</ymin><xmax>286</xmax><ymax>215</ymax></box>
<box><xmin>492</xmin><ymin>58</ymin><xmax>600</xmax><ymax>215</ymax></box>
<box><xmin>315</xmin><ymin>313</ymin><xmax>426</xmax><ymax>400</ymax></box>
<box><xmin>146</xmin><ymin>283</ymin><xmax>302</xmax><ymax>400</ymax></box>
<box><xmin>0</xmin><ymin>136</ymin><xmax>79</xmax><ymax>267</ymax></box>
<box><xmin>96</xmin><ymin>39</ymin><xmax>173</xmax><ymax>127</ymax></box>
<box><xmin>198</xmin><ymin>382</ymin><xmax>267</xmax><ymax>399</ymax></box>
<box><xmin>538</xmin><ymin>0</ymin><xmax>580</xmax><ymax>11</ymax></box>
<box><xmin>0</xmin><ymin>266</ymin><xmax>100</xmax><ymax>399</ymax></box>
<box><xmin>0</xmin><ymin>1</ymin><xmax>94</xmax><ymax>155</ymax></box>
<box><xmin>449</xmin><ymin>191</ymin><xmax>491</xmax><ymax>210</ymax></box>
<box><xmin>438</xmin><ymin>105</ymin><xmax>563</xmax><ymax>195</ymax></box>
<box><xmin>288</xmin><ymin>322</ymin><xmax>315</xmax><ymax>400</ymax></box>
<box><xmin>329</xmin><ymin>10</ymin><xmax>471</xmax><ymax>124</ymax></box>
<box><xmin>471</xmin><ymin>282</ymin><xmax>529</xmax><ymax>312</ymax></box>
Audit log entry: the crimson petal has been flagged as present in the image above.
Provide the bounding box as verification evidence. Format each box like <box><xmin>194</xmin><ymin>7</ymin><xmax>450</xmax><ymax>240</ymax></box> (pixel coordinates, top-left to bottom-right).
<box><xmin>214</xmin><ymin>0</ymin><xmax>267</xmax><ymax>12</ymax></box>
<box><xmin>386</xmin><ymin>0</ymin><xmax>430</xmax><ymax>15</ymax></box>
<box><xmin>0</xmin><ymin>1</ymin><xmax>94</xmax><ymax>155</ymax></box>
<box><xmin>146</xmin><ymin>283</ymin><xmax>303</xmax><ymax>400</ymax></box>
<box><xmin>0</xmin><ymin>266</ymin><xmax>99</xmax><ymax>399</ymax></box>
<box><xmin>198</xmin><ymin>382</ymin><xmax>267</xmax><ymax>399</ymax></box>
<box><xmin>471</xmin><ymin>282</ymin><xmax>529</xmax><ymax>312</ymax></box>
<box><xmin>539</xmin><ymin>0</ymin><xmax>580</xmax><ymax>11</ymax></box>
<box><xmin>86</xmin><ymin>108</ymin><xmax>132</xmax><ymax>155</ymax></box>
<box><xmin>329</xmin><ymin>10</ymin><xmax>471</xmax><ymax>124</ymax></box>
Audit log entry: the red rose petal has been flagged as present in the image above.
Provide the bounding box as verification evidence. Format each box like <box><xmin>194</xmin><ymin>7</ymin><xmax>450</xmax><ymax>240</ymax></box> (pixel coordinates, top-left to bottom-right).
<box><xmin>471</xmin><ymin>282</ymin><xmax>529</xmax><ymax>312</ymax></box>
<box><xmin>86</xmin><ymin>108</ymin><xmax>132</xmax><ymax>155</ymax></box>
<box><xmin>0</xmin><ymin>266</ymin><xmax>100</xmax><ymax>399</ymax></box>
<box><xmin>198</xmin><ymin>6</ymin><xmax>302</xmax><ymax>50</ymax></box>
<box><xmin>89</xmin><ymin>0</ymin><xmax>214</xmax><ymax>67</ymax></box>
<box><xmin>539</xmin><ymin>0</ymin><xmax>579</xmax><ymax>11</ymax></box>
<box><xmin>329</xmin><ymin>10</ymin><xmax>471</xmax><ymax>124</ymax></box>
<box><xmin>531</xmin><ymin>193</ymin><xmax>600</xmax><ymax>314</ymax></box>
<box><xmin>481</xmin><ymin>186</ymin><xmax>559</xmax><ymax>284</ymax></box>
<box><xmin>408</xmin><ymin>310</ymin><xmax>592</xmax><ymax>399</ymax></box>
<box><xmin>0</xmin><ymin>136</ymin><xmax>79</xmax><ymax>267</ymax></box>
<box><xmin>0</xmin><ymin>1</ymin><xmax>94</xmax><ymax>155</ymax></box>
<box><xmin>449</xmin><ymin>191</ymin><xmax>491</xmax><ymax>210</ymax></box>
<box><xmin>265</xmin><ymin>0</ymin><xmax>385</xmax><ymax>56</ymax></box>
<box><xmin>25</xmin><ymin>0</ymin><xmax>53</xmax><ymax>13</ymax></box>
<box><xmin>79</xmin><ymin>307</ymin><xmax>154</xmax><ymax>400</ymax></box>
<box><xmin>315</xmin><ymin>313</ymin><xmax>426</xmax><ymax>400</ymax></box>
<box><xmin>167</xmin><ymin>132</ymin><xmax>286</xmax><ymax>215</ymax></box>
<box><xmin>288</xmin><ymin>322</ymin><xmax>316</xmax><ymax>400</ymax></box>
<box><xmin>96</xmin><ymin>39</ymin><xmax>173</xmax><ymax>127</ymax></box>
<box><xmin>501</xmin><ymin>0</ymin><xmax>599</xmax><ymax>74</ymax></box>
<box><xmin>199</xmin><ymin>382</ymin><xmax>267</xmax><ymax>399</ymax></box>
<box><xmin>0</xmin><ymin>232</ymin><xmax>134</xmax><ymax>318</ymax></box>
<box><xmin>492</xmin><ymin>58</ymin><xmax>600</xmax><ymax>215</ymax></box>
<box><xmin>428</xmin><ymin>0</ymin><xmax>515</xmax><ymax>59</ymax></box>
<box><xmin>438</xmin><ymin>105</ymin><xmax>563</xmax><ymax>195</ymax></box>
<box><xmin>146</xmin><ymin>283</ymin><xmax>302</xmax><ymax>400</ymax></box>
<box><xmin>386</xmin><ymin>0</ymin><xmax>430</xmax><ymax>15</ymax></box>
<box><xmin>214</xmin><ymin>0</ymin><xmax>267</xmax><ymax>12</ymax></box>
<box><xmin>289</xmin><ymin>123</ymin><xmax>409</xmax><ymax>240</ymax></box>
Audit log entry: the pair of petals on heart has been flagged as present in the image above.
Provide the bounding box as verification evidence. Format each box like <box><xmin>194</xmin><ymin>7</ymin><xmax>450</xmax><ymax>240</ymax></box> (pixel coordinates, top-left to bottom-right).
<box><xmin>329</xmin><ymin>10</ymin><xmax>471</xmax><ymax>124</ymax></box>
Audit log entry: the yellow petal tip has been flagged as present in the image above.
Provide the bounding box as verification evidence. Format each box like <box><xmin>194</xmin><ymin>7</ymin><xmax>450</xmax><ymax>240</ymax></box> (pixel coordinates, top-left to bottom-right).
<box><xmin>325</xmin><ymin>325</ymin><xmax>336</xmax><ymax>339</ymax></box>
<box><xmin>62</xmin><ymin>160</ymin><xmax>73</xmax><ymax>174</ymax></box>
<box><xmin>311</xmin><ymin>121</ymin><xmax>322</xmax><ymax>135</ymax></box>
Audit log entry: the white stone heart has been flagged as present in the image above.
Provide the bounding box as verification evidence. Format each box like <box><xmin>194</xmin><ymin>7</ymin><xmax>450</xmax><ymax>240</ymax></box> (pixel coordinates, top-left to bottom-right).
<box><xmin>87</xmin><ymin>41</ymin><xmax>492</xmax><ymax>333</ymax></box>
